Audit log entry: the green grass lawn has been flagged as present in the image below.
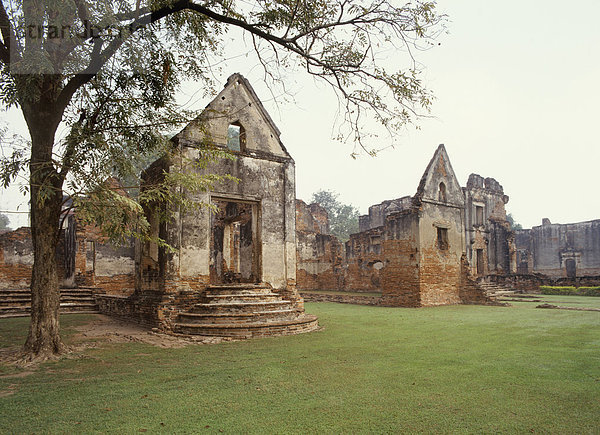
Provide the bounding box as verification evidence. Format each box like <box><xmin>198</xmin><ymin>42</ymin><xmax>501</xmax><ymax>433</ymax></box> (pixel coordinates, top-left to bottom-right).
<box><xmin>299</xmin><ymin>289</ymin><xmax>382</xmax><ymax>297</ymax></box>
<box><xmin>1</xmin><ymin>299</ymin><xmax>599</xmax><ymax>433</ymax></box>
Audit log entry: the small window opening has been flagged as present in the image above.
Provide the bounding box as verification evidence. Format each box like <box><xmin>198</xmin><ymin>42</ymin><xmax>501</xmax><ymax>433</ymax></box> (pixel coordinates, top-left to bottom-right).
<box><xmin>227</xmin><ymin>122</ymin><xmax>246</xmax><ymax>152</ymax></box>
<box><xmin>437</xmin><ymin>227</ymin><xmax>449</xmax><ymax>250</ymax></box>
<box><xmin>438</xmin><ymin>182</ymin><xmax>447</xmax><ymax>202</ymax></box>
<box><xmin>475</xmin><ymin>206</ymin><xmax>484</xmax><ymax>226</ymax></box>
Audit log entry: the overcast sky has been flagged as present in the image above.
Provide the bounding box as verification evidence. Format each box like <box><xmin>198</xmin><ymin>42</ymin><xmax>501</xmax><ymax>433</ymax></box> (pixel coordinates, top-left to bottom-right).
<box><xmin>1</xmin><ymin>0</ymin><xmax>599</xmax><ymax>229</ymax></box>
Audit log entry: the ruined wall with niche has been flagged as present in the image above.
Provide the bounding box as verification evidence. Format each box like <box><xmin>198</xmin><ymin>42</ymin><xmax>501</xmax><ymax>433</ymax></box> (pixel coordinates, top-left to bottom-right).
<box><xmin>412</xmin><ymin>145</ymin><xmax>466</xmax><ymax>306</ymax></box>
<box><xmin>74</xmin><ymin>221</ymin><xmax>135</xmax><ymax>295</ymax></box>
<box><xmin>359</xmin><ymin>196</ymin><xmax>412</xmax><ymax>232</ymax></box>
<box><xmin>344</xmin><ymin>228</ymin><xmax>385</xmax><ymax>291</ymax></box>
<box><xmin>463</xmin><ymin>174</ymin><xmax>515</xmax><ymax>277</ymax></box>
<box><xmin>515</xmin><ymin>218</ymin><xmax>600</xmax><ymax>278</ymax></box>
<box><xmin>296</xmin><ymin>200</ymin><xmax>345</xmax><ymax>290</ymax></box>
<box><xmin>0</xmin><ymin>217</ymin><xmax>134</xmax><ymax>293</ymax></box>
<box><xmin>0</xmin><ymin>226</ymin><xmax>75</xmax><ymax>289</ymax></box>
<box><xmin>296</xmin><ymin>199</ymin><xmax>382</xmax><ymax>292</ymax></box>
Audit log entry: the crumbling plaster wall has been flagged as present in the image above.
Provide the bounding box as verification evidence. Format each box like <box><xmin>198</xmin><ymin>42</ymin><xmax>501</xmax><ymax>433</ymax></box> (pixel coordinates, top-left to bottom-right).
<box><xmin>516</xmin><ymin>219</ymin><xmax>600</xmax><ymax>278</ymax></box>
<box><xmin>137</xmin><ymin>73</ymin><xmax>297</xmax><ymax>299</ymax></box>
<box><xmin>463</xmin><ymin>174</ymin><xmax>515</xmax><ymax>277</ymax></box>
<box><xmin>0</xmin><ymin>228</ymin><xmax>34</xmax><ymax>289</ymax></box>
<box><xmin>418</xmin><ymin>202</ymin><xmax>465</xmax><ymax>306</ymax></box>
<box><xmin>359</xmin><ymin>196</ymin><xmax>412</xmax><ymax>232</ymax></box>
<box><xmin>344</xmin><ymin>228</ymin><xmax>385</xmax><ymax>291</ymax></box>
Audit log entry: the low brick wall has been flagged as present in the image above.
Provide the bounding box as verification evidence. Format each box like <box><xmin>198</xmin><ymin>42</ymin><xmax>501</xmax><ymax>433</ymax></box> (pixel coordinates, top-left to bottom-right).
<box><xmin>300</xmin><ymin>292</ymin><xmax>380</xmax><ymax>306</ymax></box>
<box><xmin>96</xmin><ymin>290</ymin><xmax>208</xmax><ymax>331</ymax></box>
<box><xmin>95</xmin><ymin>294</ymin><xmax>136</xmax><ymax>322</ymax></box>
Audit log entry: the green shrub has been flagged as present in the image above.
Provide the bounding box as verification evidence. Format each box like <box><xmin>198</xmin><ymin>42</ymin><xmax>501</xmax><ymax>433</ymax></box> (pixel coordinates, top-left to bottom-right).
<box><xmin>539</xmin><ymin>286</ymin><xmax>600</xmax><ymax>296</ymax></box>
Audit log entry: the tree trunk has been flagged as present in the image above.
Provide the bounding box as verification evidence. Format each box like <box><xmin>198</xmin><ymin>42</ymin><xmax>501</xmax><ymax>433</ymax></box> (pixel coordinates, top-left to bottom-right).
<box><xmin>22</xmin><ymin>103</ymin><xmax>66</xmax><ymax>358</ymax></box>
<box><xmin>24</xmin><ymin>192</ymin><xmax>65</xmax><ymax>356</ymax></box>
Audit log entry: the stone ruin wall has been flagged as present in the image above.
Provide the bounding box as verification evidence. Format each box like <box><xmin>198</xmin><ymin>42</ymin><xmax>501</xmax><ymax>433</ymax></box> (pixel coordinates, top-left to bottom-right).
<box><xmin>0</xmin><ymin>227</ymin><xmax>36</xmax><ymax>289</ymax></box>
<box><xmin>463</xmin><ymin>174</ymin><xmax>515</xmax><ymax>277</ymax></box>
<box><xmin>379</xmin><ymin>211</ymin><xmax>420</xmax><ymax>306</ymax></box>
<box><xmin>0</xmin><ymin>223</ymin><xmax>134</xmax><ymax>294</ymax></box>
<box><xmin>515</xmin><ymin>219</ymin><xmax>600</xmax><ymax>280</ymax></box>
<box><xmin>296</xmin><ymin>199</ymin><xmax>382</xmax><ymax>292</ymax></box>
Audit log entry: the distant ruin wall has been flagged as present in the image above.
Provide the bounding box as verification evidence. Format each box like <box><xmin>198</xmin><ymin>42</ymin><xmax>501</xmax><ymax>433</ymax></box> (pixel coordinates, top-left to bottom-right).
<box><xmin>515</xmin><ymin>220</ymin><xmax>600</xmax><ymax>278</ymax></box>
<box><xmin>0</xmin><ymin>228</ymin><xmax>34</xmax><ymax>289</ymax></box>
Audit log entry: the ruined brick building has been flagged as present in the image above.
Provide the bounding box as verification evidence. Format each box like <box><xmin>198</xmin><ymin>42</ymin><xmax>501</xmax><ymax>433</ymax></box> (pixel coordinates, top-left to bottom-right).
<box><xmin>0</xmin><ymin>74</ymin><xmax>319</xmax><ymax>336</ymax></box>
<box><xmin>297</xmin><ymin>145</ymin><xmax>498</xmax><ymax>306</ymax></box>
<box><xmin>1</xmin><ymin>75</ymin><xmax>599</xmax><ymax>321</ymax></box>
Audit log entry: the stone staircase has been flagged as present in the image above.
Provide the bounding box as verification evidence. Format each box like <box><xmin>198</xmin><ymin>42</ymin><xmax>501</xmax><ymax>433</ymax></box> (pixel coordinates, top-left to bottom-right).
<box><xmin>477</xmin><ymin>281</ymin><xmax>517</xmax><ymax>298</ymax></box>
<box><xmin>173</xmin><ymin>283</ymin><xmax>319</xmax><ymax>338</ymax></box>
<box><xmin>0</xmin><ymin>287</ymin><xmax>100</xmax><ymax>318</ymax></box>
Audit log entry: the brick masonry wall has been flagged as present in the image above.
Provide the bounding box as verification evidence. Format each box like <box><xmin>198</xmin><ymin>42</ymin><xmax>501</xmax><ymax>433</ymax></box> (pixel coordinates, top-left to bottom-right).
<box><xmin>380</xmin><ymin>238</ymin><xmax>420</xmax><ymax>307</ymax></box>
<box><xmin>94</xmin><ymin>274</ymin><xmax>136</xmax><ymax>296</ymax></box>
<box><xmin>419</xmin><ymin>246</ymin><xmax>462</xmax><ymax>306</ymax></box>
<box><xmin>460</xmin><ymin>255</ymin><xmax>494</xmax><ymax>304</ymax></box>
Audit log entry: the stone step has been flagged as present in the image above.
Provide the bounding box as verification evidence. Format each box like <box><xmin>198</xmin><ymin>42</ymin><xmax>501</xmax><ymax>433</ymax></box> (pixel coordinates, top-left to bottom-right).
<box><xmin>205</xmin><ymin>286</ymin><xmax>274</xmax><ymax>296</ymax></box>
<box><xmin>60</xmin><ymin>296</ymin><xmax>96</xmax><ymax>303</ymax></box>
<box><xmin>207</xmin><ymin>283</ymin><xmax>269</xmax><ymax>290</ymax></box>
<box><xmin>0</xmin><ymin>296</ymin><xmax>31</xmax><ymax>302</ymax></box>
<box><xmin>203</xmin><ymin>293</ymin><xmax>282</xmax><ymax>303</ymax></box>
<box><xmin>0</xmin><ymin>290</ymin><xmax>30</xmax><ymax>295</ymax></box>
<box><xmin>178</xmin><ymin>309</ymin><xmax>299</xmax><ymax>325</ymax></box>
<box><xmin>60</xmin><ymin>291</ymin><xmax>95</xmax><ymax>296</ymax></box>
<box><xmin>192</xmin><ymin>300</ymin><xmax>294</xmax><ymax>314</ymax></box>
<box><xmin>59</xmin><ymin>303</ymin><xmax>99</xmax><ymax>313</ymax></box>
<box><xmin>174</xmin><ymin>314</ymin><xmax>319</xmax><ymax>338</ymax></box>
<box><xmin>0</xmin><ymin>304</ymin><xmax>31</xmax><ymax>314</ymax></box>
<box><xmin>0</xmin><ymin>304</ymin><xmax>99</xmax><ymax>317</ymax></box>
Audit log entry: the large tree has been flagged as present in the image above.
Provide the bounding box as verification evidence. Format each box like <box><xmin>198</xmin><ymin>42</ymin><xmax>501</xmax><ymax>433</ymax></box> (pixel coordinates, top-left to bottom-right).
<box><xmin>311</xmin><ymin>189</ymin><xmax>359</xmax><ymax>242</ymax></box>
<box><xmin>0</xmin><ymin>0</ymin><xmax>443</xmax><ymax>359</ymax></box>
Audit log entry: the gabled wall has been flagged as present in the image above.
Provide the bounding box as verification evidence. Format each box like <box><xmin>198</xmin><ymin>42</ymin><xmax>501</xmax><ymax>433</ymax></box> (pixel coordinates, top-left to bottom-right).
<box><xmin>133</xmin><ymin>73</ymin><xmax>302</xmax><ymax>329</ymax></box>
<box><xmin>412</xmin><ymin>144</ymin><xmax>466</xmax><ymax>306</ymax></box>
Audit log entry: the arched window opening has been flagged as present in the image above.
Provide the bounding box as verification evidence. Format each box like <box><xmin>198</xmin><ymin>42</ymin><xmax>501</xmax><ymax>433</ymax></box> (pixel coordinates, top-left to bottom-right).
<box><xmin>227</xmin><ymin>122</ymin><xmax>246</xmax><ymax>152</ymax></box>
<box><xmin>438</xmin><ymin>182</ymin><xmax>447</xmax><ymax>202</ymax></box>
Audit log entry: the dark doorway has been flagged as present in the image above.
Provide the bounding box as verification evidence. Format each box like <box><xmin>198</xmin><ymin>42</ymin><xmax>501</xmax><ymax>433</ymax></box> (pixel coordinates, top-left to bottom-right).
<box><xmin>476</xmin><ymin>249</ymin><xmax>484</xmax><ymax>275</ymax></box>
<box><xmin>210</xmin><ymin>199</ymin><xmax>259</xmax><ymax>284</ymax></box>
<box><xmin>565</xmin><ymin>259</ymin><xmax>576</xmax><ymax>278</ymax></box>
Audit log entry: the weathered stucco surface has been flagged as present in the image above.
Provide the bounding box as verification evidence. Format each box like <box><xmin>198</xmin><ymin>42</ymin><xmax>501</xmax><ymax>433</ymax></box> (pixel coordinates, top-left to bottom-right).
<box><xmin>516</xmin><ymin>219</ymin><xmax>600</xmax><ymax>278</ymax></box>
<box><xmin>127</xmin><ymin>73</ymin><xmax>310</xmax><ymax>332</ymax></box>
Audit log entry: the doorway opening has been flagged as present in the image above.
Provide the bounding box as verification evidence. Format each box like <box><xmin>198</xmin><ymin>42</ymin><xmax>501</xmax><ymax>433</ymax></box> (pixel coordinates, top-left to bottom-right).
<box><xmin>476</xmin><ymin>249</ymin><xmax>484</xmax><ymax>275</ymax></box>
<box><xmin>210</xmin><ymin>199</ymin><xmax>260</xmax><ymax>284</ymax></box>
<box><xmin>565</xmin><ymin>258</ymin><xmax>576</xmax><ymax>279</ymax></box>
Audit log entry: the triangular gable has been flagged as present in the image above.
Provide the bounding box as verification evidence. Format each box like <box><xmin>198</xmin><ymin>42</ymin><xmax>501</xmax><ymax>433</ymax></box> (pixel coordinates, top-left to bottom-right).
<box><xmin>175</xmin><ymin>73</ymin><xmax>291</xmax><ymax>158</ymax></box>
<box><xmin>414</xmin><ymin>144</ymin><xmax>464</xmax><ymax>208</ymax></box>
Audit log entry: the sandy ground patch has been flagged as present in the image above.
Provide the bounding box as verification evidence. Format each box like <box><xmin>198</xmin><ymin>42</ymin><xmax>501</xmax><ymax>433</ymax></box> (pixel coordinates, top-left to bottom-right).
<box><xmin>71</xmin><ymin>314</ymin><xmax>228</xmax><ymax>348</ymax></box>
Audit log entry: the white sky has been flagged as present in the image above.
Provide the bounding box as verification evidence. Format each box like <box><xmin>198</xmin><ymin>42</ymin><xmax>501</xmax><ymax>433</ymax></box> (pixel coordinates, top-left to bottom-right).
<box><xmin>1</xmin><ymin>0</ymin><xmax>599</xmax><ymax>229</ymax></box>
